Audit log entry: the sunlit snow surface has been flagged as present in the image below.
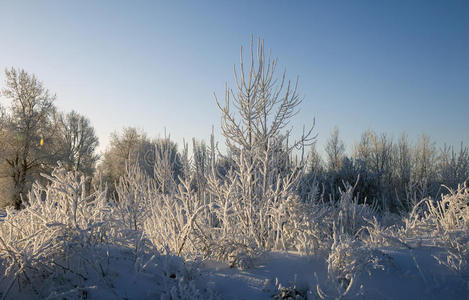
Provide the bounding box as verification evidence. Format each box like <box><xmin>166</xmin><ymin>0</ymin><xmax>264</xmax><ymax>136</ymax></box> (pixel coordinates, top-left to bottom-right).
<box><xmin>198</xmin><ymin>250</ymin><xmax>467</xmax><ymax>300</ymax></box>
<box><xmin>1</xmin><ymin>224</ymin><xmax>468</xmax><ymax>299</ymax></box>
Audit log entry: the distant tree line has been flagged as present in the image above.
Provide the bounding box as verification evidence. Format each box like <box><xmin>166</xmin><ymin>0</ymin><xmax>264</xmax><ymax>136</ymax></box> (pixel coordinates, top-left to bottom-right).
<box><xmin>301</xmin><ymin>127</ymin><xmax>469</xmax><ymax>212</ymax></box>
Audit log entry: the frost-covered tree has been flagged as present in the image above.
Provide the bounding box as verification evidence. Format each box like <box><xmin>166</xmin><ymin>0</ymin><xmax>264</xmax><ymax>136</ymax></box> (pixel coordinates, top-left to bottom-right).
<box><xmin>354</xmin><ymin>129</ymin><xmax>373</xmax><ymax>166</ymax></box>
<box><xmin>151</xmin><ymin>136</ymin><xmax>183</xmax><ymax>193</ymax></box>
<box><xmin>203</xmin><ymin>38</ymin><xmax>316</xmax><ymax>256</ymax></box>
<box><xmin>325</xmin><ymin>127</ymin><xmax>345</xmax><ymax>172</ymax></box>
<box><xmin>413</xmin><ymin>133</ymin><xmax>437</xmax><ymax>196</ymax></box>
<box><xmin>369</xmin><ymin>132</ymin><xmax>393</xmax><ymax>181</ymax></box>
<box><xmin>192</xmin><ymin>138</ymin><xmax>211</xmax><ymax>192</ymax></box>
<box><xmin>0</xmin><ymin>68</ymin><xmax>57</xmax><ymax>209</ymax></box>
<box><xmin>215</xmin><ymin>37</ymin><xmax>314</xmax><ymax>184</ymax></box>
<box><xmin>354</xmin><ymin>130</ymin><xmax>393</xmax><ymax>177</ymax></box>
<box><xmin>438</xmin><ymin>143</ymin><xmax>469</xmax><ymax>189</ymax></box>
<box><xmin>308</xmin><ymin>142</ymin><xmax>324</xmax><ymax>175</ymax></box>
<box><xmin>393</xmin><ymin>133</ymin><xmax>412</xmax><ymax>187</ymax></box>
<box><xmin>56</xmin><ymin>110</ymin><xmax>99</xmax><ymax>176</ymax></box>
<box><xmin>193</xmin><ymin>139</ymin><xmax>209</xmax><ymax>179</ymax></box>
<box><xmin>99</xmin><ymin>128</ymin><xmax>183</xmax><ymax>196</ymax></box>
<box><xmin>99</xmin><ymin>127</ymin><xmax>151</xmax><ymax>194</ymax></box>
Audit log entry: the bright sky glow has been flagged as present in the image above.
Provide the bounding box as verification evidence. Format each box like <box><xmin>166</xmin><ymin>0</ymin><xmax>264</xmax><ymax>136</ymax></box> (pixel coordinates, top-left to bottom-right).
<box><xmin>0</xmin><ymin>1</ymin><xmax>468</xmax><ymax>154</ymax></box>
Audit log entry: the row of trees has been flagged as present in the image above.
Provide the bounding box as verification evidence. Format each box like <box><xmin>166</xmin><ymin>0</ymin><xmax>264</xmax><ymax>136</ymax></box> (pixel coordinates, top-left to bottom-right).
<box><xmin>99</xmin><ymin>123</ymin><xmax>468</xmax><ymax>214</ymax></box>
<box><xmin>307</xmin><ymin>127</ymin><xmax>469</xmax><ymax>211</ymax></box>
<box><xmin>0</xmin><ymin>68</ymin><xmax>195</xmax><ymax>208</ymax></box>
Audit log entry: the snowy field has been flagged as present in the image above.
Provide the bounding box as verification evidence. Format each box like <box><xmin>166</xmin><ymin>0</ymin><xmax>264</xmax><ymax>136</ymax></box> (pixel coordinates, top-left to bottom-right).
<box><xmin>0</xmin><ymin>165</ymin><xmax>468</xmax><ymax>299</ymax></box>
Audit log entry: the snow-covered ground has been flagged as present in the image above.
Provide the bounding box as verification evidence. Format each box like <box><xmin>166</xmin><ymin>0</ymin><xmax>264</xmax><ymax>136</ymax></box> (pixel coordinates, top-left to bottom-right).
<box><xmin>2</xmin><ymin>247</ymin><xmax>465</xmax><ymax>299</ymax></box>
<box><xmin>199</xmin><ymin>249</ymin><xmax>467</xmax><ymax>299</ymax></box>
<box><xmin>1</xmin><ymin>246</ymin><xmax>466</xmax><ymax>299</ymax></box>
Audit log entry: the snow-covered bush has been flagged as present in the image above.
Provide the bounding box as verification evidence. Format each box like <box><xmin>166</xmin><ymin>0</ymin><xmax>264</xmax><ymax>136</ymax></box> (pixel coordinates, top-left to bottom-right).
<box><xmin>399</xmin><ymin>182</ymin><xmax>469</xmax><ymax>241</ymax></box>
<box><xmin>0</xmin><ymin>164</ymin><xmax>205</xmax><ymax>299</ymax></box>
<box><xmin>320</xmin><ymin>228</ymin><xmax>395</xmax><ymax>299</ymax></box>
<box><xmin>433</xmin><ymin>231</ymin><xmax>469</xmax><ymax>274</ymax></box>
<box><xmin>143</xmin><ymin>178</ymin><xmax>207</xmax><ymax>258</ymax></box>
<box><xmin>334</xmin><ymin>180</ymin><xmax>378</xmax><ymax>237</ymax></box>
<box><xmin>0</xmin><ymin>165</ymin><xmax>112</xmax><ymax>297</ymax></box>
<box><xmin>420</xmin><ymin>183</ymin><xmax>469</xmax><ymax>274</ymax></box>
<box><xmin>425</xmin><ymin>182</ymin><xmax>469</xmax><ymax>232</ymax></box>
<box><xmin>361</xmin><ymin>216</ymin><xmax>411</xmax><ymax>249</ymax></box>
<box><xmin>202</xmin><ymin>149</ymin><xmax>323</xmax><ymax>263</ymax></box>
<box><xmin>113</xmin><ymin>162</ymin><xmax>152</xmax><ymax>233</ymax></box>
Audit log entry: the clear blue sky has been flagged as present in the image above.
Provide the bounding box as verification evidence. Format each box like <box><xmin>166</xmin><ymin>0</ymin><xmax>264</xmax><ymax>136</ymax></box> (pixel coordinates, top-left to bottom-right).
<box><xmin>0</xmin><ymin>1</ymin><xmax>468</xmax><ymax>155</ymax></box>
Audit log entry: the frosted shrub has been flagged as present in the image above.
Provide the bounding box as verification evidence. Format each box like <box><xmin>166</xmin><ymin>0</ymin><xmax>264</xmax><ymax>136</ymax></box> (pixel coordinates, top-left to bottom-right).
<box><xmin>0</xmin><ymin>165</ymin><xmax>111</xmax><ymax>297</ymax></box>
<box><xmin>400</xmin><ymin>182</ymin><xmax>469</xmax><ymax>240</ymax></box>
<box><xmin>421</xmin><ymin>183</ymin><xmax>469</xmax><ymax>274</ymax></box>
<box><xmin>327</xmin><ymin>233</ymin><xmax>362</xmax><ymax>292</ymax></box>
<box><xmin>325</xmin><ymin>230</ymin><xmax>391</xmax><ymax>299</ymax></box>
<box><xmin>361</xmin><ymin>217</ymin><xmax>411</xmax><ymax>249</ymax></box>
<box><xmin>203</xmin><ymin>151</ymin><xmax>318</xmax><ymax>263</ymax></box>
<box><xmin>0</xmin><ymin>164</ymin><xmax>208</xmax><ymax>299</ymax></box>
<box><xmin>143</xmin><ymin>176</ymin><xmax>207</xmax><ymax>258</ymax></box>
<box><xmin>113</xmin><ymin>163</ymin><xmax>152</xmax><ymax>233</ymax></box>
<box><xmin>388</xmin><ymin>182</ymin><xmax>469</xmax><ymax>275</ymax></box>
<box><xmin>304</xmin><ymin>179</ymin><xmax>380</xmax><ymax>252</ymax></box>
<box><xmin>334</xmin><ymin>180</ymin><xmax>378</xmax><ymax>237</ymax></box>
<box><xmin>290</xmin><ymin>201</ymin><xmax>336</xmax><ymax>255</ymax></box>
<box><xmin>425</xmin><ymin>182</ymin><xmax>469</xmax><ymax>232</ymax></box>
<box><xmin>110</xmin><ymin>157</ymin><xmax>210</xmax><ymax>260</ymax></box>
<box><xmin>434</xmin><ymin>232</ymin><xmax>469</xmax><ymax>274</ymax></box>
